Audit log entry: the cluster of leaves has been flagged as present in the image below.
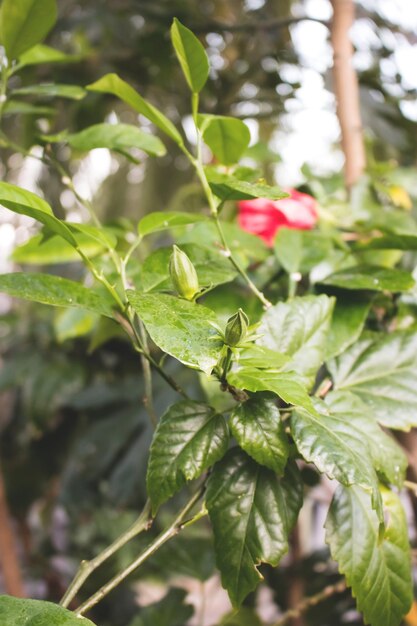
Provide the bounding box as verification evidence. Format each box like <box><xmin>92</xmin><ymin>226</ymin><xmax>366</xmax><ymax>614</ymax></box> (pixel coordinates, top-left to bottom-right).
<box><xmin>0</xmin><ymin>2</ymin><xmax>417</xmax><ymax>626</ymax></box>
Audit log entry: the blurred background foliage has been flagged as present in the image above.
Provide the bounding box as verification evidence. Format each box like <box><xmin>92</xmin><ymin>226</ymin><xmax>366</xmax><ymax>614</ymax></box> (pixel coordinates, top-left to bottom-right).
<box><xmin>0</xmin><ymin>1</ymin><xmax>417</xmax><ymax>625</ymax></box>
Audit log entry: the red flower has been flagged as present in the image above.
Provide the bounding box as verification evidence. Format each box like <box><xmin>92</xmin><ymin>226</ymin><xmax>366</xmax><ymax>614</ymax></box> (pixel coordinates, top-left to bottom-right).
<box><xmin>238</xmin><ymin>188</ymin><xmax>318</xmax><ymax>246</ymax></box>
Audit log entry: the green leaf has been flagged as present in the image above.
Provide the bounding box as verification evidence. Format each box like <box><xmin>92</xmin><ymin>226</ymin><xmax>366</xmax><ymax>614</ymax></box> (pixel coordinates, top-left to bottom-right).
<box><xmin>0</xmin><ymin>0</ymin><xmax>57</xmax><ymax>59</ymax></box>
<box><xmin>12</xmin><ymin>83</ymin><xmax>86</xmax><ymax>100</ymax></box>
<box><xmin>236</xmin><ymin>344</ymin><xmax>290</xmax><ymax>370</ymax></box>
<box><xmin>206</xmin><ymin>170</ymin><xmax>288</xmax><ymax>201</ymax></box>
<box><xmin>325</xmin><ymin>391</ymin><xmax>407</xmax><ymax>487</ymax></box>
<box><xmin>17</xmin><ymin>44</ymin><xmax>82</xmax><ymax>68</ymax></box>
<box><xmin>126</xmin><ymin>292</ymin><xmax>223</xmax><ymax>373</ymax></box>
<box><xmin>257</xmin><ymin>295</ymin><xmax>335</xmax><ymax>388</ymax></box>
<box><xmin>274</xmin><ymin>229</ymin><xmax>333</xmax><ymax>275</ymax></box>
<box><xmin>171</xmin><ymin>18</ymin><xmax>209</xmax><ymax>93</ymax></box>
<box><xmin>0</xmin><ymin>595</ymin><xmax>96</xmax><ymax>626</ymax></box>
<box><xmin>12</xmin><ymin>232</ymin><xmax>106</xmax><ymax>264</ymax></box>
<box><xmin>138</xmin><ymin>244</ymin><xmax>237</xmax><ymax>293</ymax></box>
<box><xmin>320</xmin><ymin>265</ymin><xmax>414</xmax><ymax>292</ymax></box>
<box><xmin>353</xmin><ymin>233</ymin><xmax>417</xmax><ymax>251</ymax></box>
<box><xmin>206</xmin><ymin>448</ymin><xmax>303</xmax><ymax>607</ymax></box>
<box><xmin>67</xmin><ymin>223</ymin><xmax>117</xmax><ymax>251</ymax></box>
<box><xmin>230</xmin><ymin>395</ymin><xmax>289</xmax><ymax>474</ymax></box>
<box><xmin>325</xmin><ymin>486</ymin><xmax>413</xmax><ymax>626</ymax></box>
<box><xmin>220</xmin><ymin>609</ymin><xmax>263</xmax><ymax>626</ymax></box>
<box><xmin>328</xmin><ymin>331</ymin><xmax>417</xmax><ymax>430</ymax></box>
<box><xmin>128</xmin><ymin>588</ymin><xmax>193</xmax><ymax>626</ymax></box>
<box><xmin>3</xmin><ymin>100</ymin><xmax>55</xmax><ymax>116</ymax></box>
<box><xmin>0</xmin><ymin>182</ymin><xmax>77</xmax><ymax>246</ymax></box>
<box><xmin>227</xmin><ymin>368</ymin><xmax>315</xmax><ymax>413</ymax></box>
<box><xmin>147</xmin><ymin>400</ymin><xmax>229</xmax><ymax>512</ymax></box>
<box><xmin>0</xmin><ymin>273</ymin><xmax>114</xmax><ymax>318</ymax></box>
<box><xmin>138</xmin><ymin>211</ymin><xmax>206</xmax><ymax>236</ymax></box>
<box><xmin>54</xmin><ymin>308</ymin><xmax>98</xmax><ymax>343</ymax></box>
<box><xmin>291</xmin><ymin>399</ymin><xmax>383</xmax><ymax>518</ymax></box>
<box><xmin>198</xmin><ymin>115</ymin><xmax>250</xmax><ymax>165</ymax></box>
<box><xmin>87</xmin><ymin>73</ymin><xmax>183</xmax><ymax>145</ymax></box>
<box><xmin>45</xmin><ymin>123</ymin><xmax>166</xmax><ymax>157</ymax></box>
<box><xmin>325</xmin><ymin>295</ymin><xmax>371</xmax><ymax>360</ymax></box>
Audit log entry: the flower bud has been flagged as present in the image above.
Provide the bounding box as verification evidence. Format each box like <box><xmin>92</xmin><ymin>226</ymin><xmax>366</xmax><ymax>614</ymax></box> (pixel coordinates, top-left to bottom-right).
<box><xmin>224</xmin><ymin>308</ymin><xmax>249</xmax><ymax>347</ymax></box>
<box><xmin>169</xmin><ymin>245</ymin><xmax>199</xmax><ymax>300</ymax></box>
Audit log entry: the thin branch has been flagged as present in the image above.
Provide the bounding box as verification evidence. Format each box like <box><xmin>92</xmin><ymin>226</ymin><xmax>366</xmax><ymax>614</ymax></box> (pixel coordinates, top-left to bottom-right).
<box><xmin>60</xmin><ymin>500</ymin><xmax>152</xmax><ymax>608</ymax></box>
<box><xmin>273</xmin><ymin>580</ymin><xmax>347</xmax><ymax>626</ymax></box>
<box><xmin>75</xmin><ymin>488</ymin><xmax>206</xmax><ymax>616</ymax></box>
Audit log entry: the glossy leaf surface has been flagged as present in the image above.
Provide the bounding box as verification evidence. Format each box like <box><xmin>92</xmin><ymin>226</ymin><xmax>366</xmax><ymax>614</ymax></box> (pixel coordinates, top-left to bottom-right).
<box><xmin>147</xmin><ymin>400</ymin><xmax>229</xmax><ymax>511</ymax></box>
<box><xmin>0</xmin><ymin>596</ymin><xmax>96</xmax><ymax>626</ymax></box>
<box><xmin>206</xmin><ymin>449</ymin><xmax>302</xmax><ymax>606</ymax></box>
<box><xmin>171</xmin><ymin>18</ymin><xmax>209</xmax><ymax>93</ymax></box>
<box><xmin>321</xmin><ymin>265</ymin><xmax>414</xmax><ymax>292</ymax></box>
<box><xmin>326</xmin><ymin>296</ymin><xmax>371</xmax><ymax>360</ymax></box>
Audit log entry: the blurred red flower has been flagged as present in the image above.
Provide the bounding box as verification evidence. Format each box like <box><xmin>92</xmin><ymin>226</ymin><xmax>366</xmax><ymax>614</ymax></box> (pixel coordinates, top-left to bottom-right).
<box><xmin>238</xmin><ymin>188</ymin><xmax>318</xmax><ymax>246</ymax></box>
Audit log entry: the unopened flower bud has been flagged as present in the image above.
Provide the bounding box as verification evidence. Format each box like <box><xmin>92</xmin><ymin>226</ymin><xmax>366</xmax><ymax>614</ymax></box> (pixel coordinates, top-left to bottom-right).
<box><xmin>224</xmin><ymin>308</ymin><xmax>249</xmax><ymax>346</ymax></box>
<box><xmin>169</xmin><ymin>245</ymin><xmax>199</xmax><ymax>300</ymax></box>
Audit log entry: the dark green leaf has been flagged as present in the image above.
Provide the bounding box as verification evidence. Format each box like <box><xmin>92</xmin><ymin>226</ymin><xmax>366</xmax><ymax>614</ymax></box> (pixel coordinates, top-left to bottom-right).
<box><xmin>0</xmin><ymin>596</ymin><xmax>96</xmax><ymax>626</ymax></box>
<box><xmin>87</xmin><ymin>74</ymin><xmax>183</xmax><ymax>145</ymax></box>
<box><xmin>206</xmin><ymin>448</ymin><xmax>302</xmax><ymax>607</ymax></box>
<box><xmin>320</xmin><ymin>265</ymin><xmax>414</xmax><ymax>292</ymax></box>
<box><xmin>0</xmin><ymin>182</ymin><xmax>77</xmax><ymax>246</ymax></box>
<box><xmin>45</xmin><ymin>123</ymin><xmax>166</xmax><ymax>157</ymax></box>
<box><xmin>325</xmin><ymin>391</ymin><xmax>407</xmax><ymax>486</ymax></box>
<box><xmin>206</xmin><ymin>170</ymin><xmax>288</xmax><ymax>201</ymax></box>
<box><xmin>257</xmin><ymin>295</ymin><xmax>335</xmax><ymax>387</ymax></box>
<box><xmin>138</xmin><ymin>211</ymin><xmax>206</xmax><ymax>237</ymax></box>
<box><xmin>325</xmin><ymin>296</ymin><xmax>371</xmax><ymax>360</ymax></box>
<box><xmin>126</xmin><ymin>292</ymin><xmax>223</xmax><ymax>373</ymax></box>
<box><xmin>227</xmin><ymin>368</ymin><xmax>315</xmax><ymax>413</ymax></box>
<box><xmin>220</xmin><ymin>609</ymin><xmax>263</xmax><ymax>626</ymax></box>
<box><xmin>325</xmin><ymin>486</ymin><xmax>413</xmax><ymax>626</ymax></box>
<box><xmin>291</xmin><ymin>399</ymin><xmax>382</xmax><ymax>517</ymax></box>
<box><xmin>147</xmin><ymin>400</ymin><xmax>229</xmax><ymax>511</ymax></box>
<box><xmin>230</xmin><ymin>395</ymin><xmax>289</xmax><ymax>474</ymax></box>
<box><xmin>138</xmin><ymin>244</ymin><xmax>237</xmax><ymax>293</ymax></box>
<box><xmin>0</xmin><ymin>0</ymin><xmax>57</xmax><ymax>59</ymax></box>
<box><xmin>13</xmin><ymin>83</ymin><xmax>86</xmax><ymax>100</ymax></box>
<box><xmin>128</xmin><ymin>588</ymin><xmax>193</xmax><ymax>626</ymax></box>
<box><xmin>0</xmin><ymin>273</ymin><xmax>114</xmax><ymax>318</ymax></box>
<box><xmin>328</xmin><ymin>331</ymin><xmax>417</xmax><ymax>430</ymax></box>
<box><xmin>198</xmin><ymin>115</ymin><xmax>250</xmax><ymax>165</ymax></box>
<box><xmin>171</xmin><ymin>18</ymin><xmax>209</xmax><ymax>93</ymax></box>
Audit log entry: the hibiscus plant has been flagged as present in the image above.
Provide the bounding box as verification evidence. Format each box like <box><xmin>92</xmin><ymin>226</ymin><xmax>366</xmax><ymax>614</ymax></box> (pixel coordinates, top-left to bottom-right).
<box><xmin>0</xmin><ymin>3</ymin><xmax>417</xmax><ymax>626</ymax></box>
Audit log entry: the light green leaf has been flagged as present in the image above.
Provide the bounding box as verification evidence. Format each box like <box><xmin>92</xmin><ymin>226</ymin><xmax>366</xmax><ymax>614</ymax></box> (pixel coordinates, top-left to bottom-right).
<box><xmin>206</xmin><ymin>170</ymin><xmax>288</xmax><ymax>201</ymax></box>
<box><xmin>0</xmin><ymin>273</ymin><xmax>114</xmax><ymax>318</ymax></box>
<box><xmin>291</xmin><ymin>399</ymin><xmax>383</xmax><ymax>518</ymax></box>
<box><xmin>227</xmin><ymin>367</ymin><xmax>315</xmax><ymax>413</ymax></box>
<box><xmin>12</xmin><ymin>232</ymin><xmax>105</xmax><ymax>264</ymax></box>
<box><xmin>13</xmin><ymin>83</ymin><xmax>86</xmax><ymax>100</ymax></box>
<box><xmin>353</xmin><ymin>233</ymin><xmax>417</xmax><ymax>251</ymax></box>
<box><xmin>45</xmin><ymin>123</ymin><xmax>166</xmax><ymax>157</ymax></box>
<box><xmin>274</xmin><ymin>229</ymin><xmax>333</xmax><ymax>275</ymax></box>
<box><xmin>206</xmin><ymin>448</ymin><xmax>302</xmax><ymax>607</ymax></box>
<box><xmin>0</xmin><ymin>182</ymin><xmax>77</xmax><ymax>246</ymax></box>
<box><xmin>138</xmin><ymin>244</ymin><xmax>237</xmax><ymax>293</ymax></box>
<box><xmin>138</xmin><ymin>211</ymin><xmax>206</xmax><ymax>237</ymax></box>
<box><xmin>126</xmin><ymin>292</ymin><xmax>223</xmax><ymax>373</ymax></box>
<box><xmin>67</xmin><ymin>223</ymin><xmax>117</xmax><ymax>251</ymax></box>
<box><xmin>198</xmin><ymin>115</ymin><xmax>250</xmax><ymax>165</ymax></box>
<box><xmin>171</xmin><ymin>18</ymin><xmax>209</xmax><ymax>93</ymax></box>
<box><xmin>325</xmin><ymin>486</ymin><xmax>413</xmax><ymax>626</ymax></box>
<box><xmin>87</xmin><ymin>73</ymin><xmax>183</xmax><ymax>145</ymax></box>
<box><xmin>325</xmin><ymin>296</ymin><xmax>371</xmax><ymax>360</ymax></box>
<box><xmin>219</xmin><ymin>608</ymin><xmax>263</xmax><ymax>626</ymax></box>
<box><xmin>328</xmin><ymin>331</ymin><xmax>417</xmax><ymax>430</ymax></box>
<box><xmin>320</xmin><ymin>265</ymin><xmax>414</xmax><ymax>292</ymax></box>
<box><xmin>0</xmin><ymin>595</ymin><xmax>96</xmax><ymax>625</ymax></box>
<box><xmin>17</xmin><ymin>44</ymin><xmax>82</xmax><ymax>68</ymax></box>
<box><xmin>230</xmin><ymin>395</ymin><xmax>289</xmax><ymax>474</ymax></box>
<box><xmin>257</xmin><ymin>295</ymin><xmax>335</xmax><ymax>388</ymax></box>
<box><xmin>54</xmin><ymin>308</ymin><xmax>98</xmax><ymax>343</ymax></box>
<box><xmin>325</xmin><ymin>391</ymin><xmax>407</xmax><ymax>487</ymax></box>
<box><xmin>3</xmin><ymin>100</ymin><xmax>55</xmax><ymax>116</ymax></box>
<box><xmin>147</xmin><ymin>400</ymin><xmax>229</xmax><ymax>512</ymax></box>
<box><xmin>0</xmin><ymin>0</ymin><xmax>57</xmax><ymax>59</ymax></box>
<box><xmin>236</xmin><ymin>344</ymin><xmax>290</xmax><ymax>370</ymax></box>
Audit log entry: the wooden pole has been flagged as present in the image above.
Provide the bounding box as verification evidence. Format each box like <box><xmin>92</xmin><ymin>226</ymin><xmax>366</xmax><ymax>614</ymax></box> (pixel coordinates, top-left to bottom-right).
<box><xmin>0</xmin><ymin>462</ymin><xmax>25</xmax><ymax>597</ymax></box>
<box><xmin>330</xmin><ymin>0</ymin><xmax>366</xmax><ymax>190</ymax></box>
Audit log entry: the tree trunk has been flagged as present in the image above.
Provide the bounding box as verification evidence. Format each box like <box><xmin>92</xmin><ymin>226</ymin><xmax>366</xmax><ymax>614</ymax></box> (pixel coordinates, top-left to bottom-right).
<box><xmin>330</xmin><ymin>0</ymin><xmax>366</xmax><ymax>190</ymax></box>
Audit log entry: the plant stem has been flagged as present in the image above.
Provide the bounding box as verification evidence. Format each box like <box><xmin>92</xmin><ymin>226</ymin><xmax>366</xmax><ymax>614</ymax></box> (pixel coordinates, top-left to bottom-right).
<box><xmin>75</xmin><ymin>488</ymin><xmax>206</xmax><ymax>616</ymax></box>
<box><xmin>272</xmin><ymin>580</ymin><xmax>347</xmax><ymax>626</ymax></box>
<box><xmin>60</xmin><ymin>500</ymin><xmax>153</xmax><ymax>609</ymax></box>
<box><xmin>404</xmin><ymin>480</ymin><xmax>417</xmax><ymax>496</ymax></box>
<box><xmin>137</xmin><ymin>319</ymin><xmax>158</xmax><ymax>426</ymax></box>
